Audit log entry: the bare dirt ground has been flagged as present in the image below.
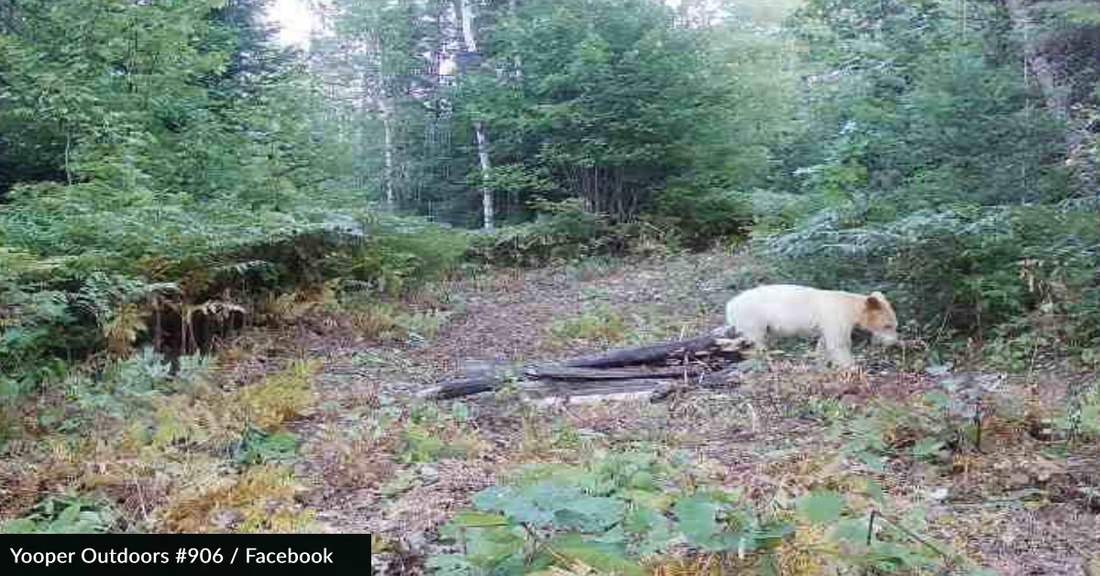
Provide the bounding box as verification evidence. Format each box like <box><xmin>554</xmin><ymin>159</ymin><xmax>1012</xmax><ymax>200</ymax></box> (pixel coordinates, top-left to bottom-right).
<box><xmin>233</xmin><ymin>251</ymin><xmax>1099</xmax><ymax>575</ymax></box>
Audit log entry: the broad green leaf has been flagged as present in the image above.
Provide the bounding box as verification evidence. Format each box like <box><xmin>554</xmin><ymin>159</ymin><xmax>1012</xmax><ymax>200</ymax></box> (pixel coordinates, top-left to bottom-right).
<box><xmin>796</xmin><ymin>491</ymin><xmax>845</xmax><ymax>524</ymax></box>
<box><xmin>621</xmin><ymin>488</ymin><xmax>674</xmax><ymax>511</ymax></box>
<box><xmin>541</xmin><ymin>534</ymin><xmax>645</xmax><ymax>576</ymax></box>
<box><xmin>555</xmin><ymin>496</ymin><xmax>625</xmax><ymax>531</ymax></box>
<box><xmin>673</xmin><ymin>494</ymin><xmax>722</xmax><ymax>547</ymax></box>
<box><xmin>1</xmin><ymin>519</ymin><xmax>39</xmax><ymax>534</ymax></box>
<box><xmin>447</xmin><ymin>511</ymin><xmax>508</xmax><ymax>529</ymax></box>
<box><xmin>624</xmin><ymin>507</ymin><xmax>674</xmax><ymax>556</ymax></box>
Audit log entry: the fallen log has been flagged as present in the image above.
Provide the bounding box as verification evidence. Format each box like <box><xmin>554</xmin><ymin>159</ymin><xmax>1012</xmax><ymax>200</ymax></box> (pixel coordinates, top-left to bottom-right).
<box><xmin>650</xmin><ymin>365</ymin><xmax>743</xmax><ymax>402</ymax></box>
<box><xmin>421</xmin><ymin>334</ymin><xmax>750</xmax><ymax>400</ymax></box>
<box><xmin>526</xmin><ymin>365</ymin><xmax>708</xmax><ymax>380</ymax></box>
<box><xmin>525</xmin><ymin>378</ymin><xmax>668</xmax><ymax>400</ymax></box>
<box><xmin>422</xmin><ymin>365</ymin><xmax>707</xmax><ymax>400</ymax></box>
<box><xmin>561</xmin><ymin>335</ymin><xmax>733</xmax><ymax>368</ymax></box>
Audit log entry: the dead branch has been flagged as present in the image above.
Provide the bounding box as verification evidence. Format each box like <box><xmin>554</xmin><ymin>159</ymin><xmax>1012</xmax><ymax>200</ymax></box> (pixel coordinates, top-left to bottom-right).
<box><xmin>421</xmin><ymin>334</ymin><xmax>749</xmax><ymax>400</ymax></box>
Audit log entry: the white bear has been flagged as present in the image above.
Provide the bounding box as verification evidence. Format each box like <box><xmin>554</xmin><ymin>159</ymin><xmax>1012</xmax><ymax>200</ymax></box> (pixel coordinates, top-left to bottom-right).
<box><xmin>720</xmin><ymin>284</ymin><xmax>899</xmax><ymax>368</ymax></box>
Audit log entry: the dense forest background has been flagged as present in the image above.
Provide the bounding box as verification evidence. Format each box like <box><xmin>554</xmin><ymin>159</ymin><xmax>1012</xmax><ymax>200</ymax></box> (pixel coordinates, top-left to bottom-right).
<box><xmin>1</xmin><ymin>0</ymin><xmax>1100</xmax><ymax>566</ymax></box>
<box><xmin>6</xmin><ymin>0</ymin><xmax>1099</xmax><ymax>374</ymax></box>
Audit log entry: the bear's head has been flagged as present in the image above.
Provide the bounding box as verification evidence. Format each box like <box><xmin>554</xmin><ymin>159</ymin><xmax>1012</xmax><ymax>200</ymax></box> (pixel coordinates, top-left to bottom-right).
<box><xmin>860</xmin><ymin>291</ymin><xmax>898</xmax><ymax>346</ymax></box>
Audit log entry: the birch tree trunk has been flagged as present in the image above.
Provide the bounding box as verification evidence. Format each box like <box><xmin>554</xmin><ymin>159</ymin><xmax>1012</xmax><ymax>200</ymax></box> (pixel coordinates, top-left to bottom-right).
<box><xmin>455</xmin><ymin>0</ymin><xmax>495</xmax><ymax>230</ymax></box>
<box><xmin>365</xmin><ymin>30</ymin><xmax>396</xmax><ymax>208</ymax></box>
<box><xmin>378</xmin><ymin>95</ymin><xmax>396</xmax><ymax>206</ymax></box>
<box><xmin>509</xmin><ymin>0</ymin><xmax>523</xmax><ymax>81</ymax></box>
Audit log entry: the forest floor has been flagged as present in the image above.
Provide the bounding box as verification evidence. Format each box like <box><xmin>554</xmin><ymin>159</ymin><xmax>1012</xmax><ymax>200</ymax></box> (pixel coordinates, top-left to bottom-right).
<box><xmin>222</xmin><ymin>250</ymin><xmax>1099</xmax><ymax>575</ymax></box>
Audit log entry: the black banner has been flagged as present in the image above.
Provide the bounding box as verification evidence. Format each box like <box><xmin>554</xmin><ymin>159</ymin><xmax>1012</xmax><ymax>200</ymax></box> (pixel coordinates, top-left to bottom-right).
<box><xmin>1</xmin><ymin>534</ymin><xmax>372</xmax><ymax>575</ymax></box>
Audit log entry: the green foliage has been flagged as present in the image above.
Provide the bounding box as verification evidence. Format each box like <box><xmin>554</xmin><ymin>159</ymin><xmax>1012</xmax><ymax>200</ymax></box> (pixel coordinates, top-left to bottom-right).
<box><xmin>430</xmin><ymin>449</ymin><xmax>977</xmax><ymax>575</ymax></box>
<box><xmin>319</xmin><ymin>0</ymin><xmax>800</xmax><ymax>227</ymax></box>
<box><xmin>328</xmin><ymin>216</ymin><xmax>471</xmax><ymax>296</ymax></box>
<box><xmin>1053</xmin><ymin>381</ymin><xmax>1100</xmax><ymax>442</ymax></box>
<box><xmin>468</xmin><ymin>199</ymin><xmax>617</xmax><ymax>267</ymax></box>
<box><xmin>747</xmin><ymin>190</ymin><xmax>827</xmax><ymax>235</ymax></box>
<box><xmin>0</xmin><ymin>183</ymin><xmax>372</xmax><ymax>384</ymax></box>
<box><xmin>397</xmin><ymin>401</ymin><xmax>485</xmax><ymax>464</ymax></box>
<box><xmin>645</xmin><ymin>187</ymin><xmax>752</xmax><ymax>250</ymax></box>
<box><xmin>234</xmin><ymin>428</ymin><xmax>299</xmax><ymax>466</ymax></box>
<box><xmin>1</xmin><ymin>494</ymin><xmax>114</xmax><ymax>534</ymax></box>
<box><xmin>63</xmin><ymin>350</ymin><xmax>214</xmax><ymax>434</ymax></box>
<box><xmin>764</xmin><ymin>202</ymin><xmax>1100</xmax><ymax>336</ymax></box>
<box><xmin>549</xmin><ymin>305</ymin><xmax>629</xmax><ymax>345</ymax></box>
<box><xmin>768</xmin><ymin>0</ymin><xmax>1095</xmax><ymax>360</ymax></box>
<box><xmin>0</xmin><ymin>0</ymin><xmax>381</xmax><ymax>399</ymax></box>
<box><xmin>464</xmin><ymin>0</ymin><xmax>722</xmax><ymax>221</ymax></box>
<box><xmin>834</xmin><ymin>379</ymin><xmax>1016</xmax><ymax>470</ymax></box>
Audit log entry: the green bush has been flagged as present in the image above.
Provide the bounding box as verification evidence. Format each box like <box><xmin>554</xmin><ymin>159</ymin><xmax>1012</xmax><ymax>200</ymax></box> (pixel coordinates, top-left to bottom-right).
<box><xmin>0</xmin><ymin>181</ymin><xmax>464</xmax><ymax>392</ymax></box>
<box><xmin>1</xmin><ymin>494</ymin><xmax>115</xmax><ymax>534</ymax></box>
<box><xmin>748</xmin><ymin>190</ymin><xmax>829</xmax><ymax>235</ymax></box>
<box><xmin>644</xmin><ymin>187</ymin><xmax>752</xmax><ymax>250</ymax></box>
<box><xmin>428</xmin><ymin>449</ymin><xmax>974</xmax><ymax>575</ymax></box>
<box><xmin>467</xmin><ymin>199</ymin><xmax>617</xmax><ymax>267</ymax></box>
<box><xmin>325</xmin><ymin>215</ymin><xmax>471</xmax><ymax>295</ymax></box>
<box><xmin>763</xmin><ymin>201</ymin><xmax>1100</xmax><ymax>338</ymax></box>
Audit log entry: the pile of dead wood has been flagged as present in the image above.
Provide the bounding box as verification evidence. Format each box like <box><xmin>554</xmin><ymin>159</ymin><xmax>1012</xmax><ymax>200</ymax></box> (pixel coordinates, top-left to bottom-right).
<box><xmin>420</xmin><ymin>334</ymin><xmax>750</xmax><ymax>403</ymax></box>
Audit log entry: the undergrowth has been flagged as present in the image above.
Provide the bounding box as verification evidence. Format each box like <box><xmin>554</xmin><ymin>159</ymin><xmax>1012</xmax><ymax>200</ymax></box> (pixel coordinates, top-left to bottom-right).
<box><xmin>429</xmin><ymin>449</ymin><xmax>992</xmax><ymax>575</ymax></box>
<box><xmin>0</xmin><ymin>351</ymin><xmax>321</xmax><ymax>533</ymax></box>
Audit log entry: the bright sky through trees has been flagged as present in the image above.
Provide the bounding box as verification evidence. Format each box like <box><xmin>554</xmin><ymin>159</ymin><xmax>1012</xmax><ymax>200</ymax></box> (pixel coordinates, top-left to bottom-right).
<box><xmin>269</xmin><ymin>0</ymin><xmax>313</xmax><ymax>46</ymax></box>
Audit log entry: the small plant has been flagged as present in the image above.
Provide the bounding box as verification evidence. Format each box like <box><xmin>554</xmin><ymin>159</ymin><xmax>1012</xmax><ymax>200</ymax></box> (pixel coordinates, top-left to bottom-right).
<box><xmin>1</xmin><ymin>493</ymin><xmax>115</xmax><ymax>534</ymax></box>
<box><xmin>397</xmin><ymin>401</ymin><xmax>487</xmax><ymax>463</ymax></box>
<box><xmin>983</xmin><ymin>330</ymin><xmax>1047</xmax><ymax>373</ymax></box>
<box><xmin>341</xmin><ymin>297</ymin><xmax>404</xmax><ymax>340</ymax></box>
<box><xmin>161</xmin><ymin>464</ymin><xmax>313</xmax><ymax>533</ymax></box>
<box><xmin>835</xmin><ymin>384</ymin><xmax>1000</xmax><ymax>470</ymax></box>
<box><xmin>1053</xmin><ymin>381</ymin><xmax>1100</xmax><ymax>442</ymax></box>
<box><xmin>550</xmin><ymin>306</ymin><xmax>629</xmax><ymax>345</ymax></box>
<box><xmin>396</xmin><ymin>308</ymin><xmax>453</xmax><ymax>342</ymax></box>
<box><xmin>645</xmin><ymin>186</ymin><xmax>752</xmax><ymax>250</ymax></box>
<box><xmin>234</xmin><ymin>428</ymin><xmax>299</xmax><ymax>465</ymax></box>
<box><xmin>235</xmin><ymin>360</ymin><xmax>319</xmax><ymax>430</ymax></box>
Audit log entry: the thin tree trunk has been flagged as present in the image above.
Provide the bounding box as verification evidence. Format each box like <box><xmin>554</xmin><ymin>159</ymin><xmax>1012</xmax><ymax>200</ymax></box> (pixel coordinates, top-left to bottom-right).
<box><xmin>455</xmin><ymin>0</ymin><xmax>495</xmax><ymax>230</ymax></box>
<box><xmin>1005</xmin><ymin>0</ymin><xmax>1097</xmax><ymax>194</ymax></box>
<box><xmin>509</xmin><ymin>0</ymin><xmax>523</xmax><ymax>81</ymax></box>
<box><xmin>378</xmin><ymin>95</ymin><xmax>396</xmax><ymax>206</ymax></box>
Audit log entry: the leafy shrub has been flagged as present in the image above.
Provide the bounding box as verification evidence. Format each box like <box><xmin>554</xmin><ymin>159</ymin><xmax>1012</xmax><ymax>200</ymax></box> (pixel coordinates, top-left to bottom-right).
<box><xmin>748</xmin><ymin>190</ymin><xmax>829</xmax><ymax>235</ymax></box>
<box><xmin>0</xmin><ymin>178</ymin><xmax>468</xmax><ymax>408</ymax></box>
<box><xmin>838</xmin><ymin>394</ymin><xmax>962</xmax><ymax>470</ymax></box>
<box><xmin>763</xmin><ymin>202</ymin><xmax>1100</xmax><ymax>339</ymax></box>
<box><xmin>429</xmin><ymin>449</ymin><xmax>980</xmax><ymax>575</ymax></box>
<box><xmin>235</xmin><ymin>360</ymin><xmax>319</xmax><ymax>431</ymax></box>
<box><xmin>327</xmin><ymin>215</ymin><xmax>471</xmax><ymax>295</ymax></box>
<box><xmin>0</xmin><ymin>182</ymin><xmax>375</xmax><ymax>378</ymax></box>
<box><xmin>160</xmin><ymin>464</ymin><xmax>314</xmax><ymax>534</ymax></box>
<box><xmin>1</xmin><ymin>494</ymin><xmax>115</xmax><ymax>534</ymax></box>
<box><xmin>467</xmin><ymin>199</ymin><xmax>616</xmax><ymax>267</ymax></box>
<box><xmin>1053</xmin><ymin>380</ymin><xmax>1100</xmax><ymax>442</ymax></box>
<box><xmin>645</xmin><ymin>187</ymin><xmax>752</xmax><ymax>250</ymax></box>
<box><xmin>61</xmin><ymin>350</ymin><xmax>213</xmax><ymax>434</ymax></box>
<box><xmin>234</xmin><ymin>429</ymin><xmax>300</xmax><ymax>466</ymax></box>
<box><xmin>549</xmin><ymin>306</ymin><xmax>629</xmax><ymax>345</ymax></box>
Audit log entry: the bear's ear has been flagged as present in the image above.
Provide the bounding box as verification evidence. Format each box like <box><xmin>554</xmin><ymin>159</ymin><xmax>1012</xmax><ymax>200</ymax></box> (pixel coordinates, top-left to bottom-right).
<box><xmin>866</xmin><ymin>293</ymin><xmax>884</xmax><ymax>310</ymax></box>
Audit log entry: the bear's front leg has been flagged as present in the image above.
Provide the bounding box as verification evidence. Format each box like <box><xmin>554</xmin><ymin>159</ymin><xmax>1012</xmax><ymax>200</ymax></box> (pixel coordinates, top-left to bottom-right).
<box><xmin>822</xmin><ymin>329</ymin><xmax>855</xmax><ymax>369</ymax></box>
